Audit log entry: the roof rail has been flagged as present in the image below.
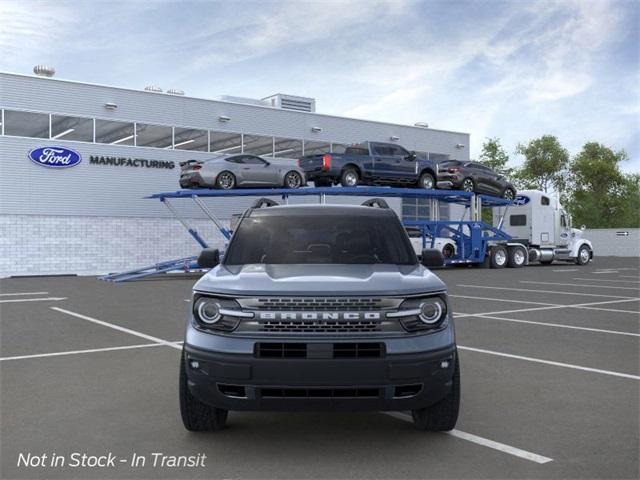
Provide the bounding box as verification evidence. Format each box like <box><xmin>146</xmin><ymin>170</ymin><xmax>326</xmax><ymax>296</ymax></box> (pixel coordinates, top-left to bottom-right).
<box><xmin>361</xmin><ymin>198</ymin><xmax>389</xmax><ymax>209</ymax></box>
<box><xmin>251</xmin><ymin>198</ymin><xmax>279</xmax><ymax>208</ymax></box>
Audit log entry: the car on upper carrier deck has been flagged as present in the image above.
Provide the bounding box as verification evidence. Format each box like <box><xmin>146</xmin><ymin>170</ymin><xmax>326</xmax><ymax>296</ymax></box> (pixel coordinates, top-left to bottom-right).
<box><xmin>436</xmin><ymin>160</ymin><xmax>517</xmax><ymax>200</ymax></box>
<box><xmin>179</xmin><ymin>154</ymin><xmax>306</xmax><ymax>189</ymax></box>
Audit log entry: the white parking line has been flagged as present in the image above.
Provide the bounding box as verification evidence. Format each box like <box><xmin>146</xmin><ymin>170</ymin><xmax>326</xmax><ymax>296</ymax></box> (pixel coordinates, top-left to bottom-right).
<box><xmin>459</xmin><ymin>314</ymin><xmax>640</xmax><ymax>337</ymax></box>
<box><xmin>521</xmin><ymin>281</ymin><xmax>640</xmax><ymax>291</ymax></box>
<box><xmin>0</xmin><ymin>343</ymin><xmax>164</xmax><ymax>362</ymax></box>
<box><xmin>458</xmin><ymin>346</ymin><xmax>640</xmax><ymax>380</ymax></box>
<box><xmin>453</xmin><ymin>298</ymin><xmax>640</xmax><ymax>318</ymax></box>
<box><xmin>456</xmin><ymin>284</ymin><xmax>636</xmax><ymax>299</ymax></box>
<box><xmin>552</xmin><ymin>269</ymin><xmax>579</xmax><ymax>272</ymax></box>
<box><xmin>572</xmin><ymin>278</ymin><xmax>640</xmax><ymax>284</ymax></box>
<box><xmin>621</xmin><ymin>275</ymin><xmax>640</xmax><ymax>279</ymax></box>
<box><xmin>0</xmin><ymin>297</ymin><xmax>67</xmax><ymax>304</ymax></box>
<box><xmin>0</xmin><ymin>291</ymin><xmax>49</xmax><ymax>296</ymax></box>
<box><xmin>51</xmin><ymin>307</ymin><xmax>182</xmax><ymax>350</ymax></box>
<box><xmin>385</xmin><ymin>413</ymin><xmax>553</xmax><ymax>464</ymax></box>
<box><xmin>449</xmin><ymin>294</ymin><xmax>559</xmax><ymax>306</ymax></box>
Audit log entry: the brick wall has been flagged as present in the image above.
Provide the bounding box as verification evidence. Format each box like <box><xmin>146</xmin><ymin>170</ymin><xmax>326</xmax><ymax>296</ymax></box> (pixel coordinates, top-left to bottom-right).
<box><xmin>0</xmin><ymin>215</ymin><xmax>229</xmax><ymax>277</ymax></box>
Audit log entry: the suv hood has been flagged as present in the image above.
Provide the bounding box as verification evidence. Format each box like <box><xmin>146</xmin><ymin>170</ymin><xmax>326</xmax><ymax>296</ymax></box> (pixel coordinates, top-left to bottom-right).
<box><xmin>194</xmin><ymin>264</ymin><xmax>446</xmax><ymax>296</ymax></box>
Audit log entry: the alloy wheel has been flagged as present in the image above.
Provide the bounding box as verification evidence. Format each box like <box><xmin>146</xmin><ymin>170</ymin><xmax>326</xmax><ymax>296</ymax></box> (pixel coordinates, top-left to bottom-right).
<box><xmin>286</xmin><ymin>172</ymin><xmax>302</xmax><ymax>189</ymax></box>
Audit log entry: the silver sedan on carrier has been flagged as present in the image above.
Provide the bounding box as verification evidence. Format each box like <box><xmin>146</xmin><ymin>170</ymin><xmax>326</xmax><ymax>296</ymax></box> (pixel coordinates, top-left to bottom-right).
<box><xmin>179</xmin><ymin>154</ymin><xmax>306</xmax><ymax>189</ymax></box>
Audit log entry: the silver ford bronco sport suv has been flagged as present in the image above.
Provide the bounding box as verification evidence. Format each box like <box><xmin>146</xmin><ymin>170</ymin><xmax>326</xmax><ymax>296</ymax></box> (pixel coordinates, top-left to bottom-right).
<box><xmin>180</xmin><ymin>199</ymin><xmax>459</xmax><ymax>431</ymax></box>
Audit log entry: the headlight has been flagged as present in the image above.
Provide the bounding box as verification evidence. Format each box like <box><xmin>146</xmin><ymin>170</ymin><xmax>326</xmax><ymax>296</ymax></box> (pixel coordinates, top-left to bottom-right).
<box><xmin>196</xmin><ymin>298</ymin><xmax>221</xmax><ymax>324</ymax></box>
<box><xmin>192</xmin><ymin>294</ymin><xmax>252</xmax><ymax>332</ymax></box>
<box><xmin>387</xmin><ymin>295</ymin><xmax>447</xmax><ymax>331</ymax></box>
<box><xmin>419</xmin><ymin>298</ymin><xmax>445</xmax><ymax>324</ymax></box>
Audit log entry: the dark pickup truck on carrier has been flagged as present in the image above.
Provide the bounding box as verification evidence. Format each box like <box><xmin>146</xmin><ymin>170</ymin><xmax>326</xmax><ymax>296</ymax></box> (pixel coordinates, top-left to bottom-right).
<box><xmin>298</xmin><ymin>141</ymin><xmax>439</xmax><ymax>189</ymax></box>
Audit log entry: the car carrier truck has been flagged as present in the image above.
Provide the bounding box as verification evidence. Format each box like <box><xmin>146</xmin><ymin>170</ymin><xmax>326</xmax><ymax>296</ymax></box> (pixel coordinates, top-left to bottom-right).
<box><xmin>493</xmin><ymin>190</ymin><xmax>593</xmax><ymax>266</ymax></box>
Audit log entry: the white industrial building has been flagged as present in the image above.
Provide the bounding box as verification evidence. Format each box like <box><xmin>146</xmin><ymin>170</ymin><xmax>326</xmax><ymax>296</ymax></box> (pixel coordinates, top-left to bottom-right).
<box><xmin>0</xmin><ymin>69</ymin><xmax>470</xmax><ymax>277</ymax></box>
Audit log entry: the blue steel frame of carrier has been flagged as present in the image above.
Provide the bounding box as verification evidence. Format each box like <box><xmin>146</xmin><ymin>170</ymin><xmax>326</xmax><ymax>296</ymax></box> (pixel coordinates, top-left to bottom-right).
<box><xmin>101</xmin><ymin>187</ymin><xmax>512</xmax><ymax>282</ymax></box>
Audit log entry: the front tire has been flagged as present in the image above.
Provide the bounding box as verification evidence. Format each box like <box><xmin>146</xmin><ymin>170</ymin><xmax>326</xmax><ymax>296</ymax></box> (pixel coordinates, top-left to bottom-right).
<box><xmin>576</xmin><ymin>245</ymin><xmax>591</xmax><ymax>265</ymax></box>
<box><xmin>412</xmin><ymin>355</ymin><xmax>460</xmax><ymax>431</ymax></box>
<box><xmin>216</xmin><ymin>171</ymin><xmax>236</xmax><ymax>190</ymax></box>
<box><xmin>340</xmin><ymin>168</ymin><xmax>359</xmax><ymax>187</ymax></box>
<box><xmin>418</xmin><ymin>172</ymin><xmax>435</xmax><ymax>190</ymax></box>
<box><xmin>180</xmin><ymin>352</ymin><xmax>228</xmax><ymax>432</ymax></box>
<box><xmin>284</xmin><ymin>171</ymin><xmax>303</xmax><ymax>189</ymax></box>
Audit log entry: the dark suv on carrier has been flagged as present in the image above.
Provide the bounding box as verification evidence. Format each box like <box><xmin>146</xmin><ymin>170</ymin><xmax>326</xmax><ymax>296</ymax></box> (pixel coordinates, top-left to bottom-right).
<box><xmin>180</xmin><ymin>200</ymin><xmax>460</xmax><ymax>431</ymax></box>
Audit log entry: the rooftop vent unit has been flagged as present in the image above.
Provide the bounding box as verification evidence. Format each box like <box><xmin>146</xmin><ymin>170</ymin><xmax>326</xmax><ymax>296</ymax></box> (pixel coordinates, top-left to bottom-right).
<box><xmin>167</xmin><ymin>89</ymin><xmax>184</xmax><ymax>95</ymax></box>
<box><xmin>33</xmin><ymin>65</ymin><xmax>55</xmax><ymax>77</ymax></box>
<box><xmin>262</xmin><ymin>94</ymin><xmax>316</xmax><ymax>113</ymax></box>
<box><xmin>144</xmin><ymin>85</ymin><xmax>163</xmax><ymax>93</ymax></box>
<box><xmin>217</xmin><ymin>95</ymin><xmax>270</xmax><ymax>107</ymax></box>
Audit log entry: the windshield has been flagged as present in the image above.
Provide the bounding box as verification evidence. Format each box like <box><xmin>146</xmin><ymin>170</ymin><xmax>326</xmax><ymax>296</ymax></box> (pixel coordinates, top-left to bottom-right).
<box><xmin>224</xmin><ymin>214</ymin><xmax>417</xmax><ymax>265</ymax></box>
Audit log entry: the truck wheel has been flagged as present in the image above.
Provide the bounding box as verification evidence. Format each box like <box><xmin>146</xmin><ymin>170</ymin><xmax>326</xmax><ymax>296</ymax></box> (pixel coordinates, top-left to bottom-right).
<box><xmin>418</xmin><ymin>172</ymin><xmax>435</xmax><ymax>190</ymax></box>
<box><xmin>412</xmin><ymin>354</ymin><xmax>460</xmax><ymax>431</ymax></box>
<box><xmin>576</xmin><ymin>245</ymin><xmax>591</xmax><ymax>265</ymax></box>
<box><xmin>179</xmin><ymin>352</ymin><xmax>228</xmax><ymax>431</ymax></box>
<box><xmin>507</xmin><ymin>246</ymin><xmax>526</xmax><ymax>268</ymax></box>
<box><xmin>340</xmin><ymin>168</ymin><xmax>359</xmax><ymax>187</ymax></box>
<box><xmin>216</xmin><ymin>171</ymin><xmax>236</xmax><ymax>189</ymax></box>
<box><xmin>490</xmin><ymin>245</ymin><xmax>507</xmax><ymax>269</ymax></box>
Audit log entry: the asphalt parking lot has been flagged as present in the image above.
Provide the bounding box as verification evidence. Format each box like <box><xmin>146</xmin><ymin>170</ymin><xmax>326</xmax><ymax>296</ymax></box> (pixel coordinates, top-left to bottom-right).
<box><xmin>1</xmin><ymin>257</ymin><xmax>638</xmax><ymax>479</ymax></box>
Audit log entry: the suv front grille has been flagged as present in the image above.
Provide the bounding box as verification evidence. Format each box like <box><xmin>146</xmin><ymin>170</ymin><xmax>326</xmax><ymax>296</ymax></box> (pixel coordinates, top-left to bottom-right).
<box><xmin>237</xmin><ymin>297</ymin><xmax>402</xmax><ymax>311</ymax></box>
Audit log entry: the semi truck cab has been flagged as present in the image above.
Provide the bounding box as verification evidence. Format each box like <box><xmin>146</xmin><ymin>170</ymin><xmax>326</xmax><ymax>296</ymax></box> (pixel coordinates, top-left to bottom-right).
<box><xmin>494</xmin><ymin>190</ymin><xmax>593</xmax><ymax>265</ymax></box>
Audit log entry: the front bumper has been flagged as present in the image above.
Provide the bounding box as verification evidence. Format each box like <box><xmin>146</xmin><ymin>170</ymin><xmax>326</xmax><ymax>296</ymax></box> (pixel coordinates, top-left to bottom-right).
<box><xmin>183</xmin><ymin>340</ymin><xmax>457</xmax><ymax>412</ymax></box>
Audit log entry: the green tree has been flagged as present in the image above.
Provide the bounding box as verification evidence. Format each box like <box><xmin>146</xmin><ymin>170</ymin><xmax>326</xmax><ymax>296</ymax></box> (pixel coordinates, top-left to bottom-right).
<box><xmin>515</xmin><ymin>135</ymin><xmax>569</xmax><ymax>193</ymax></box>
<box><xmin>565</xmin><ymin>142</ymin><xmax>638</xmax><ymax>228</ymax></box>
<box><xmin>479</xmin><ymin>137</ymin><xmax>513</xmax><ymax>176</ymax></box>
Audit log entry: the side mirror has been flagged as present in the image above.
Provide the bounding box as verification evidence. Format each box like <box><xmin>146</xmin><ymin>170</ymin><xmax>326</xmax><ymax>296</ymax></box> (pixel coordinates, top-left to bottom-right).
<box><xmin>197</xmin><ymin>248</ymin><xmax>220</xmax><ymax>269</ymax></box>
<box><xmin>407</xmin><ymin>151</ymin><xmax>417</xmax><ymax>161</ymax></box>
<box><xmin>421</xmin><ymin>248</ymin><xmax>445</xmax><ymax>268</ymax></box>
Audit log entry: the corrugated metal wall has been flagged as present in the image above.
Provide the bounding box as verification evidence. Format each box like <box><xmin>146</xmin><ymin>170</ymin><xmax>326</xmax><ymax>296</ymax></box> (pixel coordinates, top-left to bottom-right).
<box><xmin>1</xmin><ymin>72</ymin><xmax>469</xmax><ymax>220</ymax></box>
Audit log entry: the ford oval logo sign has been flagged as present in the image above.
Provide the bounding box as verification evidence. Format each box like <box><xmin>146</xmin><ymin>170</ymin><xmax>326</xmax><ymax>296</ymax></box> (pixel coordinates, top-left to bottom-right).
<box><xmin>513</xmin><ymin>195</ymin><xmax>530</xmax><ymax>206</ymax></box>
<box><xmin>28</xmin><ymin>146</ymin><xmax>82</xmax><ymax>168</ymax></box>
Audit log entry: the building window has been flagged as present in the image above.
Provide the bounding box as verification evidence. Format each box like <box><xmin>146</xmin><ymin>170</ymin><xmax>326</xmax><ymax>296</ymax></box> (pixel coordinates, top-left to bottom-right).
<box><xmin>135</xmin><ymin>123</ymin><xmax>172</xmax><ymax>148</ymax></box>
<box><xmin>210</xmin><ymin>131</ymin><xmax>243</xmax><ymax>154</ymax></box>
<box><xmin>428</xmin><ymin>153</ymin><xmax>450</xmax><ymax>163</ymax></box>
<box><xmin>3</xmin><ymin>110</ymin><xmax>49</xmax><ymax>138</ymax></box>
<box><xmin>331</xmin><ymin>143</ymin><xmax>348</xmax><ymax>154</ymax></box>
<box><xmin>243</xmin><ymin>134</ymin><xmax>274</xmax><ymax>156</ymax></box>
<box><xmin>173</xmin><ymin>127</ymin><xmax>208</xmax><ymax>151</ymax></box>
<box><xmin>95</xmin><ymin>119</ymin><xmax>135</xmax><ymax>145</ymax></box>
<box><xmin>51</xmin><ymin>114</ymin><xmax>93</xmax><ymax>142</ymax></box>
<box><xmin>273</xmin><ymin>137</ymin><xmax>303</xmax><ymax>159</ymax></box>
<box><xmin>303</xmin><ymin>140</ymin><xmax>331</xmax><ymax>155</ymax></box>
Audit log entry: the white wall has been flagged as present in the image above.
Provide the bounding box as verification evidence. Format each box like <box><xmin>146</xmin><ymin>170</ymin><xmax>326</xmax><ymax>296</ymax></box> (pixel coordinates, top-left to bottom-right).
<box><xmin>584</xmin><ymin>228</ymin><xmax>640</xmax><ymax>257</ymax></box>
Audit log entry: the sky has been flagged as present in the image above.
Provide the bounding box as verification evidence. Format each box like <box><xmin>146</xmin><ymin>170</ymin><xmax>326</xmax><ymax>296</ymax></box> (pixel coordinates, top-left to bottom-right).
<box><xmin>1</xmin><ymin>0</ymin><xmax>638</xmax><ymax>172</ymax></box>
